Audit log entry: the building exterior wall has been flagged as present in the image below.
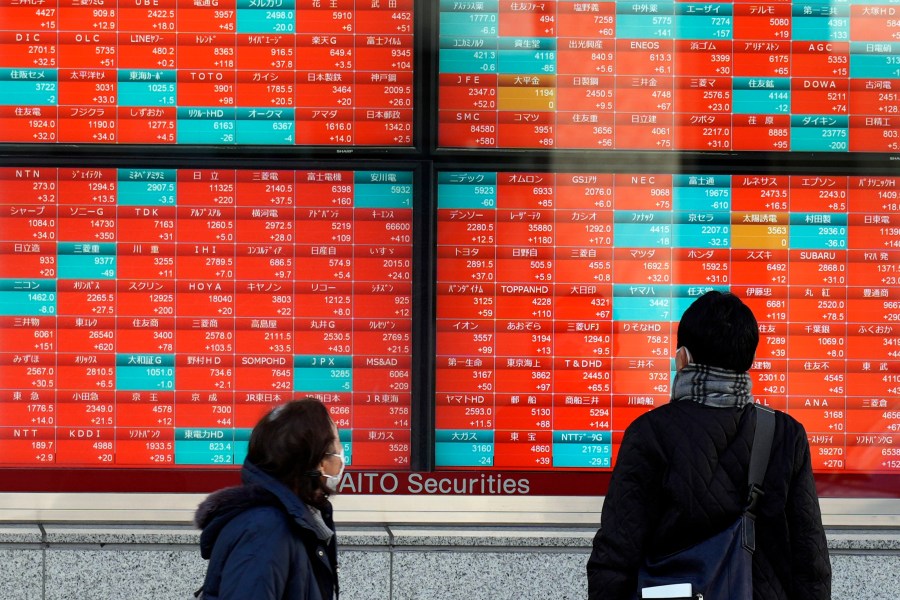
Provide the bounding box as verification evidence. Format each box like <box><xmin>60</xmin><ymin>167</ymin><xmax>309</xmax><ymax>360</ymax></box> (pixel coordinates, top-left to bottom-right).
<box><xmin>0</xmin><ymin>524</ymin><xmax>897</xmax><ymax>600</ymax></box>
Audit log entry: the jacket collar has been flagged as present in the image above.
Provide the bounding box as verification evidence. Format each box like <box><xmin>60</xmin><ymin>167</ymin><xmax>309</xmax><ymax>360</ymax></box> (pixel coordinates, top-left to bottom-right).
<box><xmin>240</xmin><ymin>459</ymin><xmax>332</xmax><ymax>537</ymax></box>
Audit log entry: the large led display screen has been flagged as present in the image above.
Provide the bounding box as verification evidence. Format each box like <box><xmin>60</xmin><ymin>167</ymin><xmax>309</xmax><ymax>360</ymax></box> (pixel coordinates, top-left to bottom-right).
<box><xmin>438</xmin><ymin>0</ymin><xmax>900</xmax><ymax>151</ymax></box>
<box><xmin>0</xmin><ymin>166</ymin><xmax>415</xmax><ymax>469</ymax></box>
<box><xmin>1</xmin><ymin>0</ymin><xmax>898</xmax><ymax>502</ymax></box>
<box><xmin>435</xmin><ymin>170</ymin><xmax>900</xmax><ymax>471</ymax></box>
<box><xmin>0</xmin><ymin>0</ymin><xmax>414</xmax><ymax>145</ymax></box>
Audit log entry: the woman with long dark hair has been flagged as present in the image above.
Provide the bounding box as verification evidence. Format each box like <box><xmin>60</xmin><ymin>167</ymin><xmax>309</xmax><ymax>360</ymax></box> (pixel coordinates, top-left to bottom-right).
<box><xmin>195</xmin><ymin>398</ymin><xmax>343</xmax><ymax>599</ymax></box>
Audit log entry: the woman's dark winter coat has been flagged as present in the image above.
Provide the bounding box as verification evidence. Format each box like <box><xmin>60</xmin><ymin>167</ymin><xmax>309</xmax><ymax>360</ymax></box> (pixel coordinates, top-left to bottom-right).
<box><xmin>587</xmin><ymin>401</ymin><xmax>831</xmax><ymax>600</ymax></box>
<box><xmin>195</xmin><ymin>460</ymin><xmax>338</xmax><ymax>600</ymax></box>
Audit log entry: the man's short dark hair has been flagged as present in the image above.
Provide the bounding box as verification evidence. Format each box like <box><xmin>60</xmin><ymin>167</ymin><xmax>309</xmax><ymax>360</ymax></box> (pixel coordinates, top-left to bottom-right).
<box><xmin>246</xmin><ymin>398</ymin><xmax>336</xmax><ymax>508</ymax></box>
<box><xmin>676</xmin><ymin>291</ymin><xmax>759</xmax><ymax>372</ymax></box>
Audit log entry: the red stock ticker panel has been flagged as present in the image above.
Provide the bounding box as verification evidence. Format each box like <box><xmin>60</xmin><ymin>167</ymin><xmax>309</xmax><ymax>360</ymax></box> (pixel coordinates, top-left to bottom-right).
<box><xmin>0</xmin><ymin>0</ymin><xmax>413</xmax><ymax>145</ymax></box>
<box><xmin>435</xmin><ymin>171</ymin><xmax>900</xmax><ymax>475</ymax></box>
<box><xmin>438</xmin><ymin>1</ymin><xmax>900</xmax><ymax>152</ymax></box>
<box><xmin>0</xmin><ymin>166</ymin><xmax>414</xmax><ymax>472</ymax></box>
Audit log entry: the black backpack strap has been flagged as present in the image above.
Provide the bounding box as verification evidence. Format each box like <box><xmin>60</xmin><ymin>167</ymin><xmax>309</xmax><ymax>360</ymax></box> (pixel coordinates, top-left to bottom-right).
<box><xmin>746</xmin><ymin>404</ymin><xmax>776</xmax><ymax>515</ymax></box>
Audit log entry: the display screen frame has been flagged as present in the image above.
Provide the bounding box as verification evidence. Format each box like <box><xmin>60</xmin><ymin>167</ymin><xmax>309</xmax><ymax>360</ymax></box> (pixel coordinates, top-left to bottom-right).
<box><xmin>0</xmin><ymin>154</ymin><xmax>433</xmax><ymax>491</ymax></box>
<box><xmin>1</xmin><ymin>0</ymin><xmax>899</xmax><ymax>515</ymax></box>
<box><xmin>429</xmin><ymin>0</ymin><xmax>900</xmax><ymax>160</ymax></box>
<box><xmin>0</xmin><ymin>0</ymin><xmax>429</xmax><ymax>155</ymax></box>
<box><xmin>428</xmin><ymin>158</ymin><xmax>900</xmax><ymax>489</ymax></box>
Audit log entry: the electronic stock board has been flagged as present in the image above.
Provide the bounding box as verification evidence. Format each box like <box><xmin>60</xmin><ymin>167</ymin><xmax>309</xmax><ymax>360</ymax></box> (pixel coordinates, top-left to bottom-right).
<box><xmin>0</xmin><ymin>0</ymin><xmax>898</xmax><ymax>502</ymax></box>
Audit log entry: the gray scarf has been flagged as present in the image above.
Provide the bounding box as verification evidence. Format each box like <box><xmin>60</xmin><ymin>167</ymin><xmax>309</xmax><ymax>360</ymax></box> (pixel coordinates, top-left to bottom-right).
<box><xmin>671</xmin><ymin>364</ymin><xmax>753</xmax><ymax>408</ymax></box>
<box><xmin>307</xmin><ymin>505</ymin><xmax>334</xmax><ymax>543</ymax></box>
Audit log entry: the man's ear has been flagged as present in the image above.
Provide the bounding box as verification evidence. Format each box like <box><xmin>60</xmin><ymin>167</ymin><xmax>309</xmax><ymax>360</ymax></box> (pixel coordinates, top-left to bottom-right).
<box><xmin>675</xmin><ymin>346</ymin><xmax>691</xmax><ymax>371</ymax></box>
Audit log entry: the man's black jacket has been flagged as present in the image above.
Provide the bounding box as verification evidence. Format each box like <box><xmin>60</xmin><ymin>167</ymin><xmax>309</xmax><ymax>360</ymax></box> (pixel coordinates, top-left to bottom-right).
<box><xmin>587</xmin><ymin>401</ymin><xmax>831</xmax><ymax>600</ymax></box>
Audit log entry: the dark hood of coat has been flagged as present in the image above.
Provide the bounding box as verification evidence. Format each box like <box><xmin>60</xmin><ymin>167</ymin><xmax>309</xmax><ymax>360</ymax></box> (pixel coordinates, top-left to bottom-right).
<box><xmin>194</xmin><ymin>460</ymin><xmax>329</xmax><ymax>560</ymax></box>
<box><xmin>195</xmin><ymin>484</ymin><xmax>279</xmax><ymax>557</ymax></box>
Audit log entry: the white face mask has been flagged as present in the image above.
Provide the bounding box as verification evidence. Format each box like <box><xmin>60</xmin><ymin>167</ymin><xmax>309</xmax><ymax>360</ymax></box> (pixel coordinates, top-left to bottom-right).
<box><xmin>323</xmin><ymin>447</ymin><xmax>345</xmax><ymax>492</ymax></box>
